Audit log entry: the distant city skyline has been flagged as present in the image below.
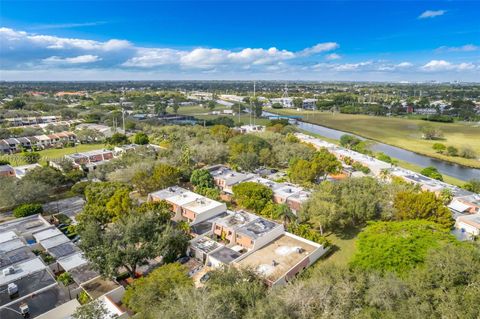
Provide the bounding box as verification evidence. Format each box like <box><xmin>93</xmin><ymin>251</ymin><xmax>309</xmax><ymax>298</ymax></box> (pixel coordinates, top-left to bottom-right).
<box><xmin>1</xmin><ymin>0</ymin><xmax>479</xmax><ymax>81</ymax></box>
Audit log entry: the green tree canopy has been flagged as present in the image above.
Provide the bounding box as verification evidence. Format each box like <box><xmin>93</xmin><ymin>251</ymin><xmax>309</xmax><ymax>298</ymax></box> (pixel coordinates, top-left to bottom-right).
<box><xmin>133</xmin><ymin>132</ymin><xmax>150</xmax><ymax>145</ymax></box>
<box><xmin>393</xmin><ymin>190</ymin><xmax>454</xmax><ymax>228</ymax></box>
<box><xmin>123</xmin><ymin>263</ymin><xmax>193</xmax><ymax>316</ymax></box>
<box><xmin>233</xmin><ymin>182</ymin><xmax>273</xmax><ymax>213</ymax></box>
<box><xmin>190</xmin><ymin>169</ymin><xmax>214</xmax><ymax>188</ymax></box>
<box><xmin>351</xmin><ymin>220</ymin><xmax>454</xmax><ymax>274</ymax></box>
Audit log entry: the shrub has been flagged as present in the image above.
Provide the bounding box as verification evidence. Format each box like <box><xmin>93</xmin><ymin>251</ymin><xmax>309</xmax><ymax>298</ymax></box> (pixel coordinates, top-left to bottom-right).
<box><xmin>21</xmin><ymin>151</ymin><xmax>40</xmax><ymax>164</ymax></box>
<box><xmin>432</xmin><ymin>143</ymin><xmax>446</xmax><ymax>153</ymax></box>
<box><xmin>420</xmin><ymin>166</ymin><xmax>443</xmax><ymax>181</ymax></box>
<box><xmin>57</xmin><ymin>272</ymin><xmax>74</xmax><ymax>286</ymax></box>
<box><xmin>13</xmin><ymin>203</ymin><xmax>43</xmax><ymax>218</ymax></box>
<box><xmin>446</xmin><ymin>146</ymin><xmax>458</xmax><ymax>156</ymax></box>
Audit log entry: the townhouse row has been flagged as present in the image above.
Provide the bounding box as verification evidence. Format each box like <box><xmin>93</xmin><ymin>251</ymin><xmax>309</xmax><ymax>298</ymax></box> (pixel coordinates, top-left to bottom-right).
<box><xmin>206</xmin><ymin>164</ymin><xmax>311</xmax><ymax>213</ymax></box>
<box><xmin>295</xmin><ymin>132</ymin><xmax>480</xmax><ymax>240</ymax></box>
<box><xmin>148</xmin><ymin>186</ymin><xmax>329</xmax><ymax>286</ymax></box>
<box><xmin>0</xmin><ymin>131</ymin><xmax>77</xmax><ymax>154</ymax></box>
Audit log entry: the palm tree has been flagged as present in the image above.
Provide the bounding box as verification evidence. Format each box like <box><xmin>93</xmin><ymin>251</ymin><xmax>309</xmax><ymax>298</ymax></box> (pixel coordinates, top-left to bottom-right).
<box><xmin>379</xmin><ymin>168</ymin><xmax>390</xmax><ymax>182</ymax></box>
<box><xmin>276</xmin><ymin>204</ymin><xmax>296</xmax><ymax>227</ymax></box>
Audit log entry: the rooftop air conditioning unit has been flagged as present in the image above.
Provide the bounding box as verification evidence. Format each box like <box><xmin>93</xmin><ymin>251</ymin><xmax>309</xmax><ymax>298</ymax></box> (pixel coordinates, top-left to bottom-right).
<box><xmin>19</xmin><ymin>303</ymin><xmax>29</xmax><ymax>316</ymax></box>
<box><xmin>3</xmin><ymin>267</ymin><xmax>15</xmax><ymax>276</ymax></box>
<box><xmin>296</xmin><ymin>247</ymin><xmax>305</xmax><ymax>254</ymax></box>
<box><xmin>7</xmin><ymin>283</ymin><xmax>18</xmax><ymax>296</ymax></box>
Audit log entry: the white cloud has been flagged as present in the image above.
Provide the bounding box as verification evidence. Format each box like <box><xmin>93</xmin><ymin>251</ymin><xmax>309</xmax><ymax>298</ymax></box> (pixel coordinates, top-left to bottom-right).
<box><xmin>396</xmin><ymin>62</ymin><xmax>413</xmax><ymax>68</ymax></box>
<box><xmin>325</xmin><ymin>53</ymin><xmax>341</xmax><ymax>60</ymax></box>
<box><xmin>30</xmin><ymin>21</ymin><xmax>107</xmax><ymax>30</ymax></box>
<box><xmin>299</xmin><ymin>42</ymin><xmax>339</xmax><ymax>56</ymax></box>
<box><xmin>0</xmin><ymin>27</ymin><xmax>131</xmax><ymax>51</ymax></box>
<box><xmin>421</xmin><ymin>60</ymin><xmax>476</xmax><ymax>72</ymax></box>
<box><xmin>43</xmin><ymin>55</ymin><xmax>101</xmax><ymax>64</ymax></box>
<box><xmin>435</xmin><ymin>44</ymin><xmax>479</xmax><ymax>52</ymax></box>
<box><xmin>418</xmin><ymin>10</ymin><xmax>446</xmax><ymax>19</ymax></box>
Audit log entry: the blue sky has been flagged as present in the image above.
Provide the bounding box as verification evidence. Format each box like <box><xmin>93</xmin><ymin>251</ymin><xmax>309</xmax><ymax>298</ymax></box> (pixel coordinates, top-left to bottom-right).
<box><xmin>1</xmin><ymin>1</ymin><xmax>479</xmax><ymax>81</ymax></box>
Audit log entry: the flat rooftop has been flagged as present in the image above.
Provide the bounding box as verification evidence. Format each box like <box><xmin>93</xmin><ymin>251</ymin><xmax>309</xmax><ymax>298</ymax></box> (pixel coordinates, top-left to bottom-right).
<box><xmin>0</xmin><ymin>231</ymin><xmax>19</xmax><ymax>244</ymax></box>
<box><xmin>0</xmin><ymin>215</ymin><xmax>50</xmax><ymax>238</ymax></box>
<box><xmin>57</xmin><ymin>252</ymin><xmax>88</xmax><ymax>271</ymax></box>
<box><xmin>69</xmin><ymin>264</ymin><xmax>100</xmax><ymax>285</ymax></box>
<box><xmin>190</xmin><ymin>212</ymin><xmax>229</xmax><ymax>236</ymax></box>
<box><xmin>237</xmin><ymin>218</ymin><xmax>281</xmax><ymax>239</ymax></box>
<box><xmin>148</xmin><ymin>186</ymin><xmax>190</xmax><ymax>200</ymax></box>
<box><xmin>0</xmin><ymin>284</ymin><xmax>70</xmax><ymax>319</ymax></box>
<box><xmin>182</xmin><ymin>197</ymin><xmax>226</xmax><ymax>215</ymax></box>
<box><xmin>237</xmin><ymin>234</ymin><xmax>318</xmax><ymax>283</ymax></box>
<box><xmin>458</xmin><ymin>214</ymin><xmax>480</xmax><ymax>228</ymax></box>
<box><xmin>209</xmin><ymin>246</ymin><xmax>242</xmax><ymax>264</ymax></box>
<box><xmin>248</xmin><ymin>177</ymin><xmax>284</xmax><ymax>191</ymax></box>
<box><xmin>211</xmin><ymin>167</ymin><xmax>254</xmax><ymax>186</ymax></box>
<box><xmin>0</xmin><ymin>269</ymin><xmax>55</xmax><ymax>307</ymax></box>
<box><xmin>33</xmin><ymin>227</ymin><xmax>63</xmax><ymax>242</ymax></box>
<box><xmin>458</xmin><ymin>194</ymin><xmax>480</xmax><ymax>206</ymax></box>
<box><xmin>0</xmin><ymin>239</ymin><xmax>26</xmax><ymax>254</ymax></box>
<box><xmin>0</xmin><ymin>257</ymin><xmax>46</xmax><ymax>286</ymax></box>
<box><xmin>191</xmin><ymin>236</ymin><xmax>221</xmax><ymax>254</ymax></box>
<box><xmin>0</xmin><ymin>247</ymin><xmax>35</xmax><ymax>269</ymax></box>
<box><xmin>81</xmin><ymin>277</ymin><xmax>120</xmax><ymax>300</ymax></box>
<box><xmin>215</xmin><ymin>210</ymin><xmax>257</xmax><ymax>229</ymax></box>
<box><xmin>47</xmin><ymin>242</ymin><xmax>78</xmax><ymax>259</ymax></box>
<box><xmin>39</xmin><ymin>234</ymin><xmax>70</xmax><ymax>250</ymax></box>
<box><xmin>274</xmin><ymin>184</ymin><xmax>303</xmax><ymax>199</ymax></box>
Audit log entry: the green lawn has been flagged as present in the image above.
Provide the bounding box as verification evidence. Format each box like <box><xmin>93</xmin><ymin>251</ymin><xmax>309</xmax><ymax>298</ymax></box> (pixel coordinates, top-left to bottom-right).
<box><xmin>270</xmin><ymin>109</ymin><xmax>480</xmax><ymax>168</ymax></box>
<box><xmin>0</xmin><ymin>143</ymin><xmax>105</xmax><ymax>166</ymax></box>
<box><xmin>322</xmin><ymin>228</ymin><xmax>360</xmax><ymax>266</ymax></box>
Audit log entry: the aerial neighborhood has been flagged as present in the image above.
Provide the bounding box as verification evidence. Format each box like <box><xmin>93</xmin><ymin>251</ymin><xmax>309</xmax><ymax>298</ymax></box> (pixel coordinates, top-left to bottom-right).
<box><xmin>0</xmin><ymin>79</ymin><xmax>479</xmax><ymax>318</ymax></box>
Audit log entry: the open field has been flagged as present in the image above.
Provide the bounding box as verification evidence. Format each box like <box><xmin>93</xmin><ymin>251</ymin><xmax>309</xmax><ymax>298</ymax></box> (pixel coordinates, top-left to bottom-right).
<box><xmin>270</xmin><ymin>109</ymin><xmax>480</xmax><ymax>168</ymax></box>
<box><xmin>0</xmin><ymin>143</ymin><xmax>105</xmax><ymax>166</ymax></box>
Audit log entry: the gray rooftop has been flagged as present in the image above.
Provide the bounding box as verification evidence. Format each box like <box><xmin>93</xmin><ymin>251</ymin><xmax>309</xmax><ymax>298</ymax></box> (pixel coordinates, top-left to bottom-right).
<box><xmin>237</xmin><ymin>218</ymin><xmax>281</xmax><ymax>239</ymax></box>
<box><xmin>0</xmin><ymin>269</ymin><xmax>55</xmax><ymax>307</ymax></box>
<box><xmin>0</xmin><ymin>284</ymin><xmax>70</xmax><ymax>319</ymax></box>
<box><xmin>0</xmin><ymin>247</ymin><xmax>35</xmax><ymax>269</ymax></box>
<box><xmin>191</xmin><ymin>237</ymin><xmax>221</xmax><ymax>254</ymax></box>
<box><xmin>48</xmin><ymin>242</ymin><xmax>78</xmax><ymax>259</ymax></box>
<box><xmin>209</xmin><ymin>246</ymin><xmax>242</xmax><ymax>264</ymax></box>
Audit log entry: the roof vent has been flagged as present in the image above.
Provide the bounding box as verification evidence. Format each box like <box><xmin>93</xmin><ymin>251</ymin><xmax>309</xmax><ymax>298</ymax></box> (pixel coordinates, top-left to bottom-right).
<box><xmin>272</xmin><ymin>260</ymin><xmax>278</xmax><ymax>267</ymax></box>
<box><xmin>7</xmin><ymin>283</ymin><xmax>18</xmax><ymax>296</ymax></box>
<box><xmin>296</xmin><ymin>247</ymin><xmax>305</xmax><ymax>254</ymax></box>
<box><xmin>3</xmin><ymin>267</ymin><xmax>15</xmax><ymax>276</ymax></box>
<box><xmin>19</xmin><ymin>303</ymin><xmax>29</xmax><ymax>316</ymax></box>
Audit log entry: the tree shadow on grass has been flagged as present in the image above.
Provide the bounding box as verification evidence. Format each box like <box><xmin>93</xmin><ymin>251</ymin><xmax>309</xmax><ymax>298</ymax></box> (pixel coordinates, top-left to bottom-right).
<box><xmin>332</xmin><ymin>226</ymin><xmax>362</xmax><ymax>240</ymax></box>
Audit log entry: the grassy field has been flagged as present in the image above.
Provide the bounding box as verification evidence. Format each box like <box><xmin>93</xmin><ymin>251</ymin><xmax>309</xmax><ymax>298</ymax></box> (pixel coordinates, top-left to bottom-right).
<box><xmin>0</xmin><ymin>143</ymin><xmax>105</xmax><ymax>166</ymax></box>
<box><xmin>270</xmin><ymin>109</ymin><xmax>480</xmax><ymax>168</ymax></box>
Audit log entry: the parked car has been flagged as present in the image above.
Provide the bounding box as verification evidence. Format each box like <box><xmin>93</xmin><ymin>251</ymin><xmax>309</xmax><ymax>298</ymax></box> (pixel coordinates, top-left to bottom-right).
<box><xmin>200</xmin><ymin>271</ymin><xmax>212</xmax><ymax>283</ymax></box>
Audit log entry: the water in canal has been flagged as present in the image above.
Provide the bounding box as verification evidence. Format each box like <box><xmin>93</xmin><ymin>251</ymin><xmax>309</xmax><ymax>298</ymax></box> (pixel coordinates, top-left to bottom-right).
<box><xmin>263</xmin><ymin>112</ymin><xmax>480</xmax><ymax>181</ymax></box>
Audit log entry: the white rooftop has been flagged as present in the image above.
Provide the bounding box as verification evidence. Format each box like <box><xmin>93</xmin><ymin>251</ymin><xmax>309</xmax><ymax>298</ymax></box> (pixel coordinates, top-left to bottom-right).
<box><xmin>182</xmin><ymin>198</ymin><xmax>226</xmax><ymax>215</ymax></box>
<box><xmin>167</xmin><ymin>191</ymin><xmax>203</xmax><ymax>207</ymax></box>
<box><xmin>57</xmin><ymin>252</ymin><xmax>88</xmax><ymax>271</ymax></box>
<box><xmin>0</xmin><ymin>257</ymin><xmax>46</xmax><ymax>286</ymax></box>
<box><xmin>0</xmin><ymin>231</ymin><xmax>18</xmax><ymax>244</ymax></box>
<box><xmin>40</xmin><ymin>234</ymin><xmax>70</xmax><ymax>249</ymax></box>
<box><xmin>33</xmin><ymin>227</ymin><xmax>63</xmax><ymax>242</ymax></box>
<box><xmin>0</xmin><ymin>238</ymin><xmax>25</xmax><ymax>253</ymax></box>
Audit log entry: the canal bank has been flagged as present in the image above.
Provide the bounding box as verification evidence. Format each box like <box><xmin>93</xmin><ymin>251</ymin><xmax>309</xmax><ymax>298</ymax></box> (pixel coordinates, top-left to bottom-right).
<box><xmin>263</xmin><ymin>111</ymin><xmax>480</xmax><ymax>181</ymax></box>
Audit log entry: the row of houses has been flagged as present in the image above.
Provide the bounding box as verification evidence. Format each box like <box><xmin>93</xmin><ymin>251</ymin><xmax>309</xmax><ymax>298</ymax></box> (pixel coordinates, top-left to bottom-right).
<box><xmin>206</xmin><ymin>165</ymin><xmax>311</xmax><ymax>213</ymax></box>
<box><xmin>295</xmin><ymin>133</ymin><xmax>480</xmax><ymax>239</ymax></box>
<box><xmin>0</xmin><ymin>131</ymin><xmax>77</xmax><ymax>154</ymax></box>
<box><xmin>0</xmin><ymin>214</ymin><xmax>127</xmax><ymax>319</ymax></box>
<box><xmin>0</xmin><ymin>116</ymin><xmax>61</xmax><ymax>127</ymax></box>
<box><xmin>148</xmin><ymin>186</ymin><xmax>329</xmax><ymax>286</ymax></box>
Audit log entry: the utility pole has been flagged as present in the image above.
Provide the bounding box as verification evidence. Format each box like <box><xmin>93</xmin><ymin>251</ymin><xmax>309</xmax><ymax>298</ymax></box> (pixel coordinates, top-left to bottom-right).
<box><xmin>122</xmin><ymin>108</ymin><xmax>126</xmax><ymax>134</ymax></box>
